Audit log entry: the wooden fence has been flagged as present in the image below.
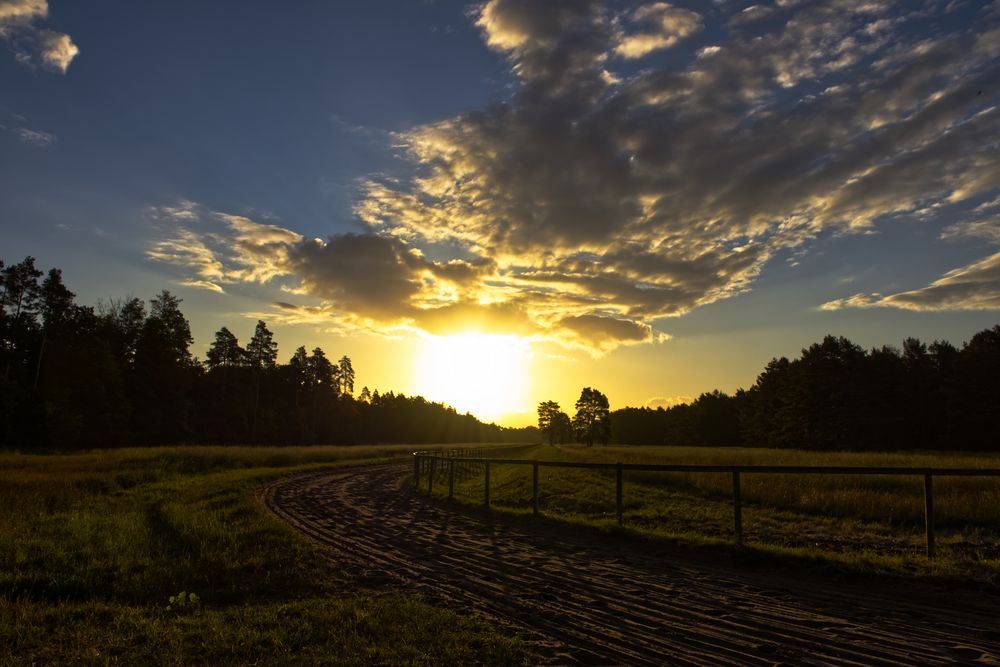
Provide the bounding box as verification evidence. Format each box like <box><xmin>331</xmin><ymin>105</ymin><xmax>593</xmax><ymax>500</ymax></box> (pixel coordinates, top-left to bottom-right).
<box><xmin>412</xmin><ymin>449</ymin><xmax>1000</xmax><ymax>558</ymax></box>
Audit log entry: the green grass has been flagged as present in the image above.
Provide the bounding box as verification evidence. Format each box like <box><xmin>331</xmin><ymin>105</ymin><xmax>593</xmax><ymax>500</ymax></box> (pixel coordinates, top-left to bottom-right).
<box><xmin>434</xmin><ymin>445</ymin><xmax>1000</xmax><ymax>584</ymax></box>
<box><xmin>1</xmin><ymin>445</ymin><xmax>529</xmax><ymax>665</ymax></box>
<box><xmin>1</xmin><ymin>596</ymin><xmax>523</xmax><ymax>666</ymax></box>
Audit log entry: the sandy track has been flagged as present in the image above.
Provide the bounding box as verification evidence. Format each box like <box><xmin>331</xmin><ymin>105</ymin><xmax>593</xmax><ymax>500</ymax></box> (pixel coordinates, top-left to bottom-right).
<box><xmin>260</xmin><ymin>463</ymin><xmax>1000</xmax><ymax>666</ymax></box>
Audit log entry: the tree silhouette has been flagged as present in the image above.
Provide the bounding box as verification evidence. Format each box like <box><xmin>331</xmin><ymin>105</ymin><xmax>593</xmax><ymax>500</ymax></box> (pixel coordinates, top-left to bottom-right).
<box><xmin>338</xmin><ymin>355</ymin><xmax>355</xmax><ymax>396</ymax></box>
<box><xmin>146</xmin><ymin>291</ymin><xmax>194</xmax><ymax>367</ymax></box>
<box><xmin>246</xmin><ymin>320</ymin><xmax>278</xmax><ymax>370</ymax></box>
<box><xmin>35</xmin><ymin>268</ymin><xmax>77</xmax><ymax>390</ymax></box>
<box><xmin>537</xmin><ymin>400</ymin><xmax>564</xmax><ymax>445</ymax></box>
<box><xmin>132</xmin><ymin>291</ymin><xmax>196</xmax><ymax>443</ymax></box>
<box><xmin>289</xmin><ymin>346</ymin><xmax>308</xmax><ymax>374</ymax></box>
<box><xmin>39</xmin><ymin>269</ymin><xmax>75</xmax><ymax>326</ymax></box>
<box><xmin>552</xmin><ymin>410</ymin><xmax>573</xmax><ymax>444</ymax></box>
<box><xmin>958</xmin><ymin>325</ymin><xmax>1000</xmax><ymax>446</ymax></box>
<box><xmin>1</xmin><ymin>257</ymin><xmax>42</xmax><ymax>384</ymax></box>
<box><xmin>245</xmin><ymin>320</ymin><xmax>278</xmax><ymax>442</ymax></box>
<box><xmin>573</xmin><ymin>387</ymin><xmax>611</xmax><ymax>446</ymax></box>
<box><xmin>98</xmin><ymin>296</ymin><xmax>145</xmax><ymax>369</ymax></box>
<box><xmin>19</xmin><ymin>252</ymin><xmax>1000</xmax><ymax>452</ymax></box>
<box><xmin>206</xmin><ymin>327</ymin><xmax>246</xmax><ymax>370</ymax></box>
<box><xmin>1</xmin><ymin>256</ymin><xmax>42</xmax><ymax>321</ymax></box>
<box><xmin>308</xmin><ymin>347</ymin><xmax>337</xmax><ymax>390</ymax></box>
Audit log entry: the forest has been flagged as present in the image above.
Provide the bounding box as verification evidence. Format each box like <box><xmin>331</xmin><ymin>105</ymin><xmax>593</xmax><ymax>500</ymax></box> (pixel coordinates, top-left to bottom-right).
<box><xmin>0</xmin><ymin>256</ymin><xmax>536</xmax><ymax>449</ymax></box>
<box><xmin>611</xmin><ymin>329</ymin><xmax>1000</xmax><ymax>451</ymax></box>
<box><xmin>6</xmin><ymin>254</ymin><xmax>1000</xmax><ymax>452</ymax></box>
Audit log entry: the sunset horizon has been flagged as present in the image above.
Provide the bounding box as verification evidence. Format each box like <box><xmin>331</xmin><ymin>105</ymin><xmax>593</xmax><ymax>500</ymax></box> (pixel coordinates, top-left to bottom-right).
<box><xmin>5</xmin><ymin>1</ymin><xmax>1000</xmax><ymax>430</ymax></box>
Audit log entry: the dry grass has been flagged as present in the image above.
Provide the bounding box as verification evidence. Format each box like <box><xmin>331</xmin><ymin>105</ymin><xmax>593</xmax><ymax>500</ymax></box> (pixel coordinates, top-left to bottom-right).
<box><xmin>435</xmin><ymin>444</ymin><xmax>1000</xmax><ymax>584</ymax></box>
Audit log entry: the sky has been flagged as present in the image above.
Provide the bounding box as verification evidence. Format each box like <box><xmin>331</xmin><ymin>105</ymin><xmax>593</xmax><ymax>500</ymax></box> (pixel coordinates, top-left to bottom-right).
<box><xmin>2</xmin><ymin>0</ymin><xmax>999</xmax><ymax>426</ymax></box>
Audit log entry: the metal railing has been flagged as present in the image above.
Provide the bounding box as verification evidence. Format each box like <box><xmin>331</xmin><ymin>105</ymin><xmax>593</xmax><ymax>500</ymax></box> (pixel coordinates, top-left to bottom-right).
<box><xmin>412</xmin><ymin>450</ymin><xmax>1000</xmax><ymax>558</ymax></box>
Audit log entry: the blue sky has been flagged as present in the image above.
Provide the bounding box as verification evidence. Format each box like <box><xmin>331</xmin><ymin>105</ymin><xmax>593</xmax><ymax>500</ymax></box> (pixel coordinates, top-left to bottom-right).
<box><xmin>2</xmin><ymin>1</ymin><xmax>504</xmax><ymax>245</ymax></box>
<box><xmin>2</xmin><ymin>0</ymin><xmax>999</xmax><ymax>424</ymax></box>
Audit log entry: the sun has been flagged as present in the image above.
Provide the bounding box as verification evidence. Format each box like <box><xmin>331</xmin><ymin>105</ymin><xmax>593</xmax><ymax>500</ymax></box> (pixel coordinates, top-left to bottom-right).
<box><xmin>414</xmin><ymin>332</ymin><xmax>531</xmax><ymax>421</ymax></box>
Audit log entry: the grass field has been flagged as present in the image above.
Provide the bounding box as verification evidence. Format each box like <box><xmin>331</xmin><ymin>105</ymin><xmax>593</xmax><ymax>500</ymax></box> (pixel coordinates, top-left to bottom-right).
<box><xmin>0</xmin><ymin>445</ymin><xmax>529</xmax><ymax>665</ymax></box>
<box><xmin>9</xmin><ymin>442</ymin><xmax>999</xmax><ymax>663</ymax></box>
<box><xmin>434</xmin><ymin>444</ymin><xmax>1000</xmax><ymax>585</ymax></box>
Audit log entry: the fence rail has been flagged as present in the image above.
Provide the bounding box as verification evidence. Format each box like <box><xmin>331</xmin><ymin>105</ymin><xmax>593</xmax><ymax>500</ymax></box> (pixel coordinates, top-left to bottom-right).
<box><xmin>412</xmin><ymin>449</ymin><xmax>1000</xmax><ymax>558</ymax></box>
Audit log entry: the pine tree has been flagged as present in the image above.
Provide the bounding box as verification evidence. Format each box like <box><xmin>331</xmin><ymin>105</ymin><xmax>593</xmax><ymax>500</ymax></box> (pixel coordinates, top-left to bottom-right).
<box><xmin>205</xmin><ymin>327</ymin><xmax>245</xmax><ymax>369</ymax></box>
<box><xmin>146</xmin><ymin>291</ymin><xmax>194</xmax><ymax>367</ymax></box>
<box><xmin>39</xmin><ymin>269</ymin><xmax>75</xmax><ymax>327</ymax></box>
<box><xmin>338</xmin><ymin>355</ymin><xmax>355</xmax><ymax>396</ymax></box>
<box><xmin>308</xmin><ymin>347</ymin><xmax>337</xmax><ymax>390</ymax></box>
<box><xmin>246</xmin><ymin>320</ymin><xmax>278</xmax><ymax>369</ymax></box>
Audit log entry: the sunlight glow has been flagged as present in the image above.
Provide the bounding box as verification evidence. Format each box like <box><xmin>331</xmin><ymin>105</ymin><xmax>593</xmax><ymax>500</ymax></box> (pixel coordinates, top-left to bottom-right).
<box><xmin>414</xmin><ymin>332</ymin><xmax>531</xmax><ymax>422</ymax></box>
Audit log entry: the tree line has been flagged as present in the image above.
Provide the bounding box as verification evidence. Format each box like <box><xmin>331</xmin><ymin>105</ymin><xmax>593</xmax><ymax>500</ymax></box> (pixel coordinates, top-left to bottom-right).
<box><xmin>0</xmin><ymin>256</ymin><xmax>537</xmax><ymax>449</ymax></box>
<box><xmin>611</xmin><ymin>330</ymin><xmax>1000</xmax><ymax>451</ymax></box>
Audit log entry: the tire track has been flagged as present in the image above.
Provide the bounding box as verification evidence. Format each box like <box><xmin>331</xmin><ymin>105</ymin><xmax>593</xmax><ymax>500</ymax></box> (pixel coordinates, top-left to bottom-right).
<box><xmin>260</xmin><ymin>463</ymin><xmax>1000</xmax><ymax>666</ymax></box>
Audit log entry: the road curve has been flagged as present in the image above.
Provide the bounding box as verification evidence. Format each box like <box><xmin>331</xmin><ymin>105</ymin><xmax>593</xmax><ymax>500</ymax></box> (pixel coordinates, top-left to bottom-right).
<box><xmin>259</xmin><ymin>462</ymin><xmax>1000</xmax><ymax>666</ymax></box>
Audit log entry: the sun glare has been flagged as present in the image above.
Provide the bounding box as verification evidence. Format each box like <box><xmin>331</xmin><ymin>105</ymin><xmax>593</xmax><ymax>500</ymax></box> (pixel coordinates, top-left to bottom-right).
<box><xmin>414</xmin><ymin>333</ymin><xmax>531</xmax><ymax>421</ymax></box>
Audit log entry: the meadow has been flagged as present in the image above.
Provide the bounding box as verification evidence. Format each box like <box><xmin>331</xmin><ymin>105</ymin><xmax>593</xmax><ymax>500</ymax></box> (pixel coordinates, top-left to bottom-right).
<box><xmin>7</xmin><ymin>442</ymin><xmax>1000</xmax><ymax>663</ymax></box>
<box><xmin>0</xmin><ymin>445</ymin><xmax>528</xmax><ymax>665</ymax></box>
<box><xmin>436</xmin><ymin>444</ymin><xmax>1000</xmax><ymax>584</ymax></box>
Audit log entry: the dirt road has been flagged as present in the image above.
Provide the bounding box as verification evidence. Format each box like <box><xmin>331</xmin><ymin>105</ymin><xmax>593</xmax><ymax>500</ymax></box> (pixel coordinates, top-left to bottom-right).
<box><xmin>260</xmin><ymin>463</ymin><xmax>1000</xmax><ymax>665</ymax></box>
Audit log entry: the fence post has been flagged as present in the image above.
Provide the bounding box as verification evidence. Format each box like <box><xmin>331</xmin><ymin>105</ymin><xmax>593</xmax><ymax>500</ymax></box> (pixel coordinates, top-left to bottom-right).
<box><xmin>924</xmin><ymin>473</ymin><xmax>935</xmax><ymax>559</ymax></box>
<box><xmin>532</xmin><ymin>461</ymin><xmax>539</xmax><ymax>515</ymax></box>
<box><xmin>616</xmin><ymin>462</ymin><xmax>623</xmax><ymax>526</ymax></box>
<box><xmin>414</xmin><ymin>455</ymin><xmax>420</xmax><ymax>487</ymax></box>
<box><xmin>485</xmin><ymin>461</ymin><xmax>491</xmax><ymax>508</ymax></box>
<box><xmin>732</xmin><ymin>469</ymin><xmax>743</xmax><ymax>545</ymax></box>
<box><xmin>448</xmin><ymin>459</ymin><xmax>455</xmax><ymax>499</ymax></box>
<box><xmin>428</xmin><ymin>457</ymin><xmax>435</xmax><ymax>496</ymax></box>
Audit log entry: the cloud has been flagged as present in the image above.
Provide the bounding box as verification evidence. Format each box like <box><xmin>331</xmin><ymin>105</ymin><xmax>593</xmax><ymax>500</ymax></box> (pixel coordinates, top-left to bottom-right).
<box><xmin>288</xmin><ymin>233</ymin><xmax>426</xmax><ymax>322</ymax></box>
<box><xmin>146</xmin><ymin>203</ymin><xmax>302</xmax><ymax>289</ymax></box>
<box><xmin>477</xmin><ymin>0</ymin><xmax>600</xmax><ymax>53</ymax></box>
<box><xmin>152</xmin><ymin>1</ymin><xmax>1000</xmax><ymax>348</ymax></box>
<box><xmin>357</xmin><ymin>0</ymin><xmax>1000</xmax><ymax>327</ymax></box>
<box><xmin>558</xmin><ymin>313</ymin><xmax>665</xmax><ymax>353</ymax></box>
<box><xmin>0</xmin><ymin>0</ymin><xmax>78</xmax><ymax>72</ymax></box>
<box><xmin>615</xmin><ymin>3</ymin><xmax>703</xmax><ymax>59</ymax></box>
<box><xmin>37</xmin><ymin>28</ymin><xmax>76</xmax><ymax>72</ymax></box>
<box><xmin>180</xmin><ymin>279</ymin><xmax>225</xmax><ymax>294</ymax></box>
<box><xmin>942</xmin><ymin>216</ymin><xmax>1000</xmax><ymax>243</ymax></box>
<box><xmin>16</xmin><ymin>126</ymin><xmax>54</xmax><ymax>146</ymax></box>
<box><xmin>0</xmin><ymin>0</ymin><xmax>45</xmax><ymax>22</ymax></box>
<box><xmin>727</xmin><ymin>5</ymin><xmax>774</xmax><ymax>27</ymax></box>
<box><xmin>148</xmin><ymin>201</ymin><xmax>667</xmax><ymax>351</ymax></box>
<box><xmin>646</xmin><ymin>395</ymin><xmax>692</xmax><ymax>409</ymax></box>
<box><xmin>821</xmin><ymin>251</ymin><xmax>1000</xmax><ymax>312</ymax></box>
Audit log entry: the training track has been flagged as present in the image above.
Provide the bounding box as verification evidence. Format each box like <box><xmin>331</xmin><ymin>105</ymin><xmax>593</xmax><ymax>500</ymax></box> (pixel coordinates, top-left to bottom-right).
<box><xmin>259</xmin><ymin>462</ymin><xmax>1000</xmax><ymax>665</ymax></box>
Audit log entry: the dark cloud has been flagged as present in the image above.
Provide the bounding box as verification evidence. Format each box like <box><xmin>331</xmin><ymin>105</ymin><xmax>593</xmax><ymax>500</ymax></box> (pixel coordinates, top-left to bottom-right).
<box><xmin>559</xmin><ymin>313</ymin><xmax>660</xmax><ymax>352</ymax></box>
<box><xmin>426</xmin><ymin>256</ymin><xmax>498</xmax><ymax>285</ymax></box>
<box><xmin>357</xmin><ymin>0</ymin><xmax>1000</xmax><ymax>332</ymax></box>
<box><xmin>476</xmin><ymin>0</ymin><xmax>611</xmax><ymax>100</ymax></box>
<box><xmin>288</xmin><ymin>233</ymin><xmax>425</xmax><ymax>322</ymax></box>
